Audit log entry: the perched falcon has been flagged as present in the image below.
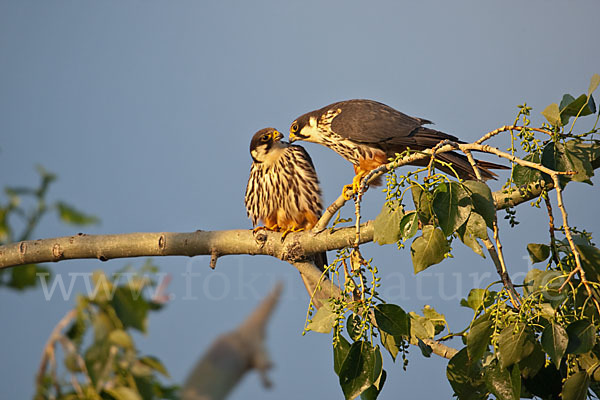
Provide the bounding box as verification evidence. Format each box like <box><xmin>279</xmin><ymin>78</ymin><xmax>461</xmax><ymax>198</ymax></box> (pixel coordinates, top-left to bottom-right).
<box><xmin>245</xmin><ymin>127</ymin><xmax>324</xmax><ymax>234</ymax></box>
<box><xmin>289</xmin><ymin>99</ymin><xmax>507</xmax><ymax>197</ymax></box>
<box><xmin>244</xmin><ymin>128</ymin><xmax>327</xmax><ymax>293</ymax></box>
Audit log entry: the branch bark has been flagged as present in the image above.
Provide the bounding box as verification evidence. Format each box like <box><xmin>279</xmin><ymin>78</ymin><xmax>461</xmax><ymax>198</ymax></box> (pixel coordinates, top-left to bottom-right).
<box><xmin>0</xmin><ymin>224</ymin><xmax>373</xmax><ymax>270</ymax></box>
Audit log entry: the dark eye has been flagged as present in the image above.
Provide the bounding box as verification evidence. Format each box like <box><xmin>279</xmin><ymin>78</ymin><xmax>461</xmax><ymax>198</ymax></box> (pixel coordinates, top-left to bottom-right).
<box><xmin>291</xmin><ymin>123</ymin><xmax>299</xmax><ymax>132</ymax></box>
<box><xmin>261</xmin><ymin>134</ymin><xmax>270</xmax><ymax>142</ymax></box>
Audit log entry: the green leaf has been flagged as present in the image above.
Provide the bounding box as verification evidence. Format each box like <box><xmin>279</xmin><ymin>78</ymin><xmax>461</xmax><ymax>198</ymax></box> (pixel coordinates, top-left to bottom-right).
<box><xmin>512</xmin><ymin>153</ymin><xmax>545</xmax><ymax>187</ymax></box>
<box><xmin>523</xmin><ymin>364</ymin><xmax>562</xmax><ymax>399</ymax></box>
<box><xmin>446</xmin><ymin>347</ymin><xmax>488</xmax><ymax>400</ymax></box>
<box><xmin>64</xmin><ymin>352</ymin><xmax>82</xmax><ymax>373</ymax></box>
<box><xmin>398</xmin><ymin>211</ymin><xmax>419</xmax><ymax>240</ymax></box>
<box><xmin>566</xmin><ymin>319</ymin><xmax>595</xmax><ymax>354</ymax></box>
<box><xmin>55</xmin><ymin>201</ymin><xmax>100</xmax><ymax>226</ymax></box>
<box><xmin>360</xmin><ymin>369</ymin><xmax>386</xmax><ymax>400</ymax></box>
<box><xmin>411</xmin><ymin>185</ymin><xmax>434</xmax><ymax>224</ymax></box>
<box><xmin>519</xmin><ymin>341</ymin><xmax>545</xmax><ymax>379</ymax></box>
<box><xmin>416</xmin><ymin>338</ymin><xmax>433</xmax><ymax>357</ymax></box>
<box><xmin>523</xmin><ymin>268</ymin><xmax>543</xmax><ymax>296</ymax></box>
<box><xmin>374</xmin><ymin>304</ymin><xmax>410</xmax><ymax>338</ymax></box>
<box><xmin>432</xmin><ymin>182</ymin><xmax>473</xmax><ymax>236</ymax></box>
<box><xmin>484</xmin><ymin>359</ymin><xmax>519</xmax><ymax>400</ymax></box>
<box><xmin>578</xmin><ymin>352</ymin><xmax>600</xmax><ymax>382</ymax></box>
<box><xmin>422</xmin><ymin>305</ymin><xmax>446</xmax><ymax>335</ymax></box>
<box><xmin>409</xmin><ymin>312</ymin><xmax>435</xmax><ymax>340</ymax></box>
<box><xmin>463</xmin><ymin>181</ymin><xmax>496</xmax><ymax>228</ymax></box>
<box><xmin>525</xmin><ymin>269</ymin><xmax>567</xmax><ymax>306</ymax></box>
<box><xmin>379</xmin><ymin>332</ymin><xmax>399</xmax><ymax>361</ymax></box>
<box><xmin>541</xmin><ymin>323</ymin><xmax>568</xmax><ymax>368</ymax></box>
<box><xmin>577</xmin><ymin>243</ymin><xmax>600</xmax><ymax>281</ymax></box>
<box><xmin>560</xmin><ymin>93</ymin><xmax>597</xmax><ymax>126</ymax></box>
<box><xmin>347</xmin><ymin>314</ymin><xmax>362</xmax><ymax>341</ymax></box>
<box><xmin>339</xmin><ymin>341</ymin><xmax>377</xmax><ymax>400</ymax></box>
<box><xmin>372</xmin><ymin>204</ymin><xmax>404</xmax><ymax>245</ymax></box>
<box><xmin>111</xmin><ymin>287</ymin><xmax>150</xmax><ymax>333</ymax></box>
<box><xmin>527</xmin><ymin>243</ymin><xmax>550</xmax><ymax>264</ymax></box>
<box><xmin>589</xmin><ymin>73</ymin><xmax>600</xmax><ymax>96</ymax></box>
<box><xmin>104</xmin><ymin>386</ymin><xmax>143</xmax><ymax>400</ymax></box>
<box><xmin>497</xmin><ymin>323</ymin><xmax>534</xmax><ymax>369</ymax></box>
<box><xmin>307</xmin><ymin>301</ymin><xmax>336</xmax><ymax>334</ymax></box>
<box><xmin>138</xmin><ymin>355</ymin><xmax>170</xmax><ymax>378</ymax></box>
<box><xmin>467</xmin><ymin>319</ymin><xmax>493</xmax><ymax>361</ymax></box>
<box><xmin>410</xmin><ymin>225</ymin><xmax>449</xmax><ymax>273</ymax></box>
<box><xmin>333</xmin><ymin>335</ymin><xmax>351</xmax><ymax>375</ymax></box>
<box><xmin>457</xmin><ymin>212</ymin><xmax>487</xmax><ymax>258</ymax></box>
<box><xmin>543</xmin><ymin>140</ymin><xmax>597</xmax><ymax>185</ymax></box>
<box><xmin>8</xmin><ymin>264</ymin><xmax>49</xmax><ymax>290</ymax></box>
<box><xmin>561</xmin><ymin>371</ymin><xmax>590</xmax><ymax>400</ymax></box>
<box><xmin>359</xmin><ymin>346</ymin><xmax>383</xmax><ymax>399</ymax></box>
<box><xmin>108</xmin><ymin>329</ymin><xmax>134</xmax><ymax>349</ymax></box>
<box><xmin>460</xmin><ymin>288</ymin><xmax>496</xmax><ymax>311</ymax></box>
<box><xmin>66</xmin><ymin>307</ymin><xmax>87</xmax><ymax>347</ymax></box>
<box><xmin>541</xmin><ymin>103</ymin><xmax>561</xmax><ymax>126</ymax></box>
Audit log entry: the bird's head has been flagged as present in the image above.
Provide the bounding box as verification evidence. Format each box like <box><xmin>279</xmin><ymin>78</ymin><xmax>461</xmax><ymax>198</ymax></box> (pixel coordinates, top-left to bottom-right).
<box><xmin>289</xmin><ymin>113</ymin><xmax>320</xmax><ymax>144</ymax></box>
<box><xmin>249</xmin><ymin>128</ymin><xmax>285</xmax><ymax>163</ymax></box>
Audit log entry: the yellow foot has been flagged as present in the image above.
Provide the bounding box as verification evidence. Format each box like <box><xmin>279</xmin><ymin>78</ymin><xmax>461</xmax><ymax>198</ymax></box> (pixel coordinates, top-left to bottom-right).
<box><xmin>343</xmin><ymin>174</ymin><xmax>366</xmax><ymax>200</ymax></box>
<box><xmin>342</xmin><ymin>184</ymin><xmax>355</xmax><ymax>200</ymax></box>
<box><xmin>281</xmin><ymin>227</ymin><xmax>304</xmax><ymax>242</ymax></box>
<box><xmin>253</xmin><ymin>225</ymin><xmax>279</xmax><ymax>234</ymax></box>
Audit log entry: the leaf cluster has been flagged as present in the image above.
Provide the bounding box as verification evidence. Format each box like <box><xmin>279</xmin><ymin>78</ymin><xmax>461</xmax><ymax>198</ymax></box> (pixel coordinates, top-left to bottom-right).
<box><xmin>35</xmin><ymin>263</ymin><xmax>178</xmax><ymax>400</ymax></box>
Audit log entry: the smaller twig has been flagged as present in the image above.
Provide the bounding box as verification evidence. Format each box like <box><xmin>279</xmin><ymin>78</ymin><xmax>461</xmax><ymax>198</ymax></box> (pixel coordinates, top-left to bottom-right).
<box><xmin>37</xmin><ymin>309</ymin><xmax>78</xmax><ymax>387</ymax></box>
<box><xmin>95</xmin><ymin>345</ymin><xmax>118</xmax><ymax>392</ymax></box>
<box><xmin>483</xmin><ymin>236</ymin><xmax>520</xmax><ymax>308</ymax></box>
<box><xmin>426</xmin><ymin>147</ymin><xmax>438</xmax><ymax>179</ymax></box>
<box><xmin>152</xmin><ymin>274</ymin><xmax>172</xmax><ymax>304</ymax></box>
<box><xmin>463</xmin><ymin>150</ymin><xmax>483</xmax><ymax>181</ymax></box>
<box><xmin>313</xmin><ymin>193</ymin><xmax>349</xmax><ymax>233</ymax></box>
<box><xmin>475</xmin><ymin>125</ymin><xmax>553</xmax><ymax>145</ymax></box>
<box><xmin>552</xmin><ymin>175</ymin><xmax>600</xmax><ymax>312</ymax></box>
<box><xmin>493</xmin><ymin>222</ymin><xmax>521</xmax><ymax>307</ymax></box>
<box><xmin>353</xmin><ymin>193</ymin><xmax>363</xmax><ymax>248</ymax></box>
<box><xmin>209</xmin><ymin>248</ymin><xmax>219</xmax><ymax>269</ymax></box>
<box><xmin>57</xmin><ymin>336</ymin><xmax>92</xmax><ymax>389</ymax></box>
<box><xmin>543</xmin><ymin>196</ymin><xmax>560</xmax><ymax>264</ymax></box>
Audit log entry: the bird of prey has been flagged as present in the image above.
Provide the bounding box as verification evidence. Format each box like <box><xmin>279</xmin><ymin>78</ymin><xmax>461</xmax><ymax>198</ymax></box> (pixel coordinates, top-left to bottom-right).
<box><xmin>289</xmin><ymin>99</ymin><xmax>507</xmax><ymax>198</ymax></box>
<box><xmin>244</xmin><ymin>128</ymin><xmax>327</xmax><ymax>293</ymax></box>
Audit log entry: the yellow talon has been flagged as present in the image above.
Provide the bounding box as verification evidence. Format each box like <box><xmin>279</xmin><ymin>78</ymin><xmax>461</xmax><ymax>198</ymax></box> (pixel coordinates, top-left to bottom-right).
<box><xmin>342</xmin><ymin>173</ymin><xmax>368</xmax><ymax>200</ymax></box>
<box><xmin>253</xmin><ymin>225</ymin><xmax>279</xmax><ymax>234</ymax></box>
<box><xmin>342</xmin><ymin>184</ymin><xmax>355</xmax><ymax>200</ymax></box>
<box><xmin>281</xmin><ymin>227</ymin><xmax>304</xmax><ymax>241</ymax></box>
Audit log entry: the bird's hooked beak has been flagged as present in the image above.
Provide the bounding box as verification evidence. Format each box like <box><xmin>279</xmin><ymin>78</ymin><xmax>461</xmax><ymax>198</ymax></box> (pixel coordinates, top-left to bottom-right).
<box><xmin>273</xmin><ymin>130</ymin><xmax>284</xmax><ymax>141</ymax></box>
<box><xmin>289</xmin><ymin>121</ymin><xmax>302</xmax><ymax>142</ymax></box>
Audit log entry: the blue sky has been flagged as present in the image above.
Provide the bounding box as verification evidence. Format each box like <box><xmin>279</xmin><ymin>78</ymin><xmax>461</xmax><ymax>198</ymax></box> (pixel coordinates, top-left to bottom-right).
<box><xmin>1</xmin><ymin>1</ymin><xmax>599</xmax><ymax>398</ymax></box>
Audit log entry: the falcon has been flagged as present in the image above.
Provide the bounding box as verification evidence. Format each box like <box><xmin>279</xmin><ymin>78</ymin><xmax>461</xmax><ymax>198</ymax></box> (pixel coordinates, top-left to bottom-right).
<box><xmin>289</xmin><ymin>99</ymin><xmax>507</xmax><ymax>198</ymax></box>
<box><xmin>244</xmin><ymin>128</ymin><xmax>327</xmax><ymax>292</ymax></box>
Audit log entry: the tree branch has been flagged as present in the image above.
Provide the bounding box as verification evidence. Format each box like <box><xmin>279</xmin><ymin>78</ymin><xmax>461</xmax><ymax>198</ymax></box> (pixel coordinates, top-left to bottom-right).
<box><xmin>182</xmin><ymin>282</ymin><xmax>283</xmax><ymax>400</ymax></box>
<box><xmin>0</xmin><ymin>224</ymin><xmax>374</xmax><ymax>270</ymax></box>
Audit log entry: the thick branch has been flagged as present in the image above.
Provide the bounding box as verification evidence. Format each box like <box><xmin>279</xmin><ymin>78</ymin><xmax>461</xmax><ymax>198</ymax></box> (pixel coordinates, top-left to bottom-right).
<box><xmin>0</xmin><ymin>224</ymin><xmax>374</xmax><ymax>270</ymax></box>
